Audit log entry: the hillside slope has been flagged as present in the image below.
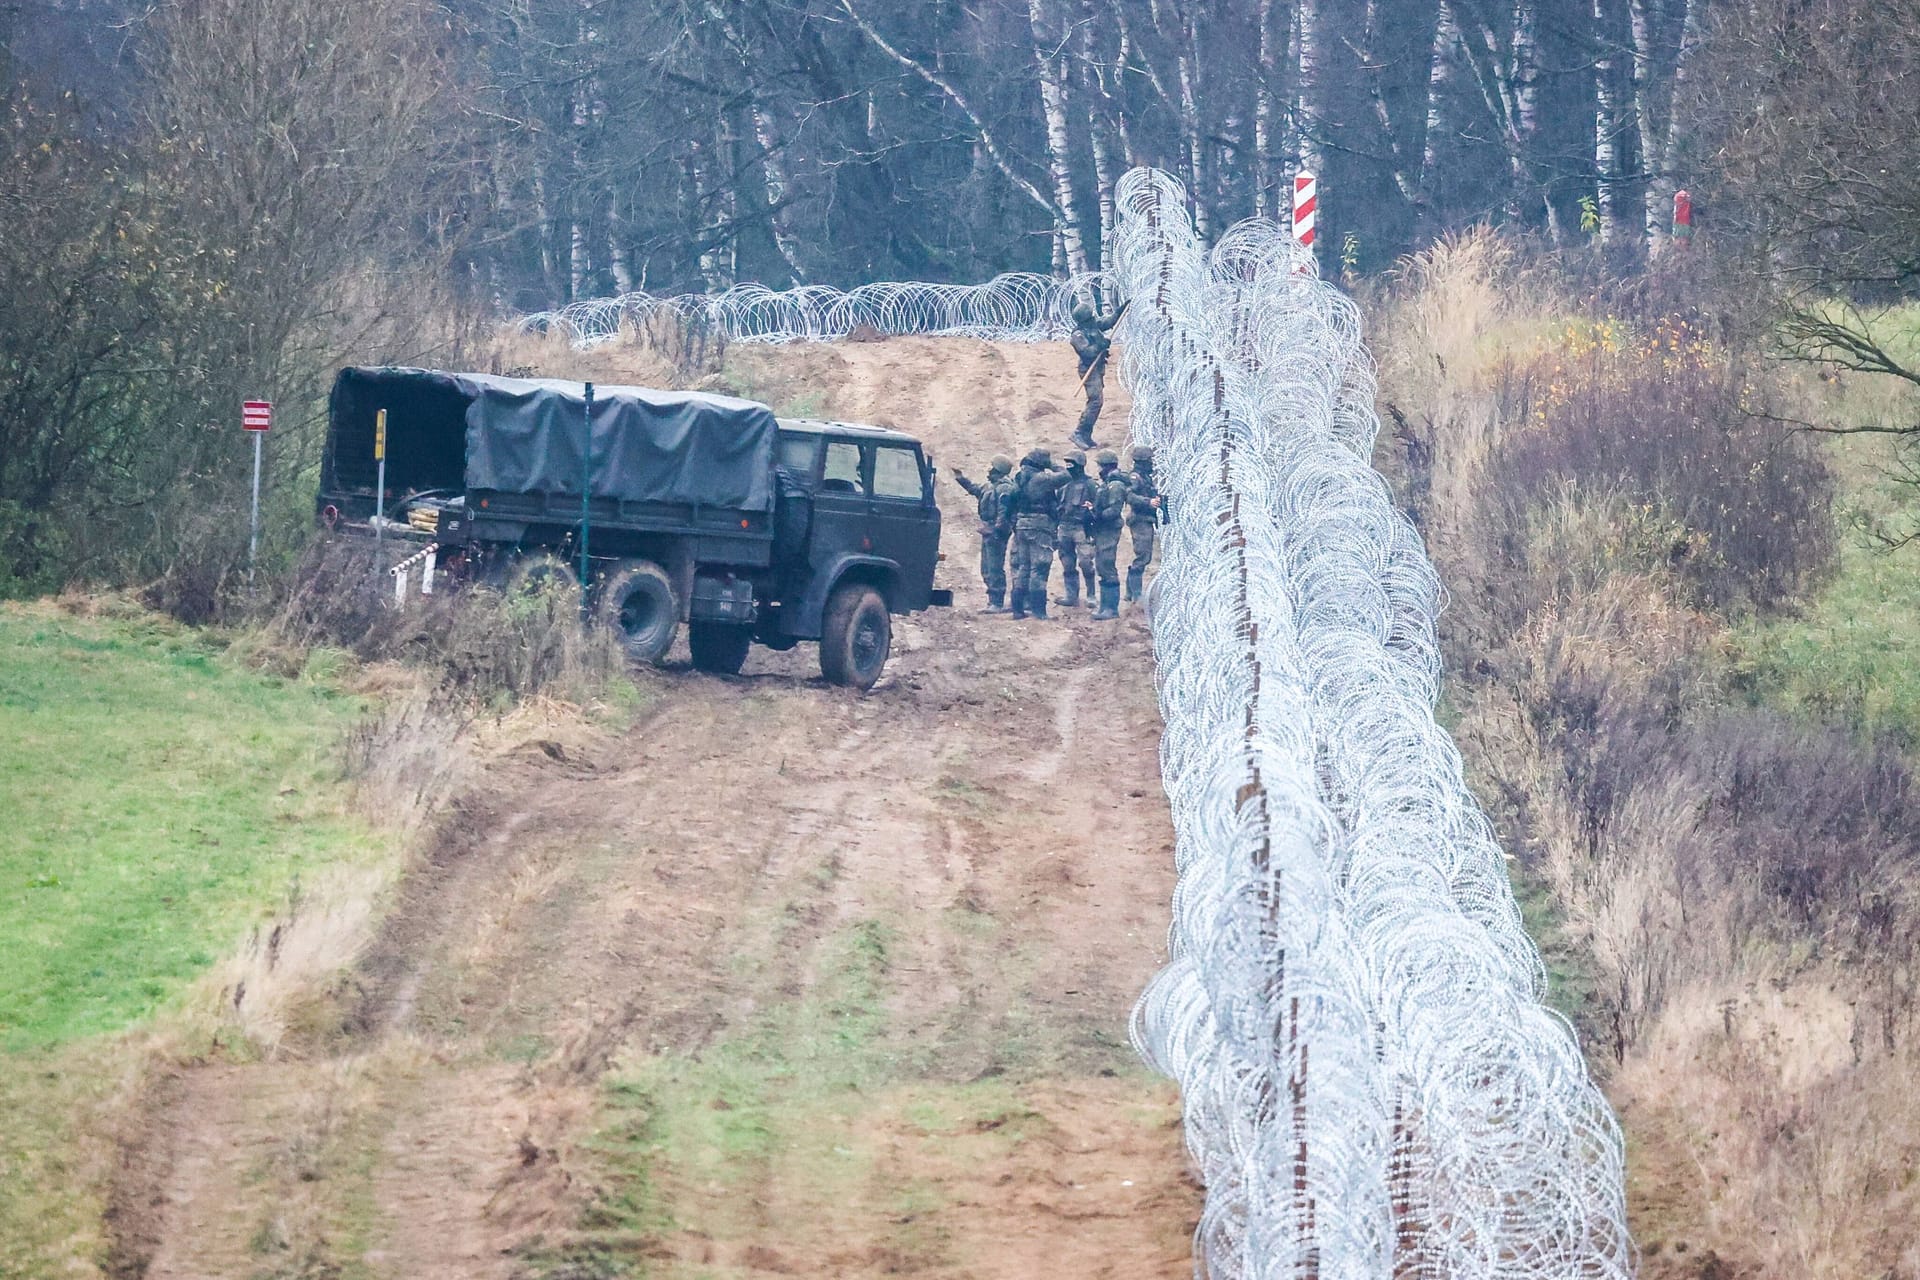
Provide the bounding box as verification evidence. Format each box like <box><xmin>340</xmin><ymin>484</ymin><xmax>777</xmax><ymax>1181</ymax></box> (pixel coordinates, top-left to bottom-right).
<box><xmin>112</xmin><ymin>340</ymin><xmax>1197</xmax><ymax>1279</ymax></box>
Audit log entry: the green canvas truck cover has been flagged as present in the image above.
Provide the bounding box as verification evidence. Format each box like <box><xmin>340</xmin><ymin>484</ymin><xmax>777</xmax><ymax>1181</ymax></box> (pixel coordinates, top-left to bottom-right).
<box><xmin>328</xmin><ymin>366</ymin><xmax>778</xmax><ymax>512</ymax></box>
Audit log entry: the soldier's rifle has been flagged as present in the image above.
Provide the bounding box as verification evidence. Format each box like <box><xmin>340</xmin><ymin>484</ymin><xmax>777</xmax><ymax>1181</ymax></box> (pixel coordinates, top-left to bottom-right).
<box><xmin>1073</xmin><ymin>299</ymin><xmax>1132</xmax><ymax>393</ymax></box>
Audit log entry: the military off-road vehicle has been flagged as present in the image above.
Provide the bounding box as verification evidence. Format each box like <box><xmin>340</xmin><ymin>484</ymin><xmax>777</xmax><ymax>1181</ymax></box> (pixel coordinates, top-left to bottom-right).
<box><xmin>317</xmin><ymin>367</ymin><xmax>949</xmax><ymax>690</ymax></box>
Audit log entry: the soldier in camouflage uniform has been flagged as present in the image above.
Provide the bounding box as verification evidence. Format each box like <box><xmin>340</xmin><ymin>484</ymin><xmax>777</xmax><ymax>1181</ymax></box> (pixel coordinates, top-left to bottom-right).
<box><xmin>1088</xmin><ymin>450</ymin><xmax>1129</xmax><ymax>619</ymax></box>
<box><xmin>1008</xmin><ymin>448</ymin><xmax>1070</xmax><ymax>619</ymax></box>
<box><xmin>1070</xmin><ymin>300</ymin><xmax>1122</xmax><ymax>451</ymax></box>
<box><xmin>1123</xmin><ymin>445</ymin><xmax>1162</xmax><ymax>604</ymax></box>
<box><xmin>1052</xmin><ymin>450</ymin><xmax>1099</xmax><ymax>609</ymax></box>
<box><xmin>953</xmin><ymin>454</ymin><xmax>1016</xmax><ymax>612</ymax></box>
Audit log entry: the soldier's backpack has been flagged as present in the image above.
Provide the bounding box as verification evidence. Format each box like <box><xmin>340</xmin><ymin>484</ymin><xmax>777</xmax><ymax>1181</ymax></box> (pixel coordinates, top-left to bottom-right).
<box><xmin>1013</xmin><ymin>466</ymin><xmax>1058</xmax><ymax>520</ymax></box>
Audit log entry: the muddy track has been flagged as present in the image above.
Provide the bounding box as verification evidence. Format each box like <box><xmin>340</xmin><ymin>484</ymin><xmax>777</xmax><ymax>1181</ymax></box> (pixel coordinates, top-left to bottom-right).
<box><xmin>114</xmin><ymin>340</ymin><xmax>1196</xmax><ymax>1279</ymax></box>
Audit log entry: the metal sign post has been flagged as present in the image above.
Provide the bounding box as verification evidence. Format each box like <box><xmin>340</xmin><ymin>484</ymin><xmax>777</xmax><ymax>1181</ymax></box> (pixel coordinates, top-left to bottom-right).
<box><xmin>579</xmin><ymin>382</ymin><xmax>594</xmax><ymax>590</ymax></box>
<box><xmin>242</xmin><ymin>400</ymin><xmax>272</xmax><ymax>585</ymax></box>
<box><xmin>374</xmin><ymin>407</ymin><xmax>388</xmax><ymax>569</ymax></box>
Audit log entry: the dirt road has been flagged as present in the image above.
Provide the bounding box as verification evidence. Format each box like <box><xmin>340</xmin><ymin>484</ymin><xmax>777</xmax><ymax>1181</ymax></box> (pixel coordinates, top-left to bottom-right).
<box><xmin>113</xmin><ymin>340</ymin><xmax>1198</xmax><ymax>1278</ymax></box>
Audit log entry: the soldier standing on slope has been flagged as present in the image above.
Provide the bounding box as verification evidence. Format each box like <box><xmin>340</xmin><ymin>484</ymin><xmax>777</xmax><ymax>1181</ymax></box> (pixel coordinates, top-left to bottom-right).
<box><xmin>1069</xmin><ymin>300</ymin><xmax>1122</xmax><ymax>452</ymax></box>
<box><xmin>1088</xmin><ymin>450</ymin><xmax>1129</xmax><ymax>620</ymax></box>
<box><xmin>1053</xmin><ymin>450</ymin><xmax>1099</xmax><ymax>610</ymax></box>
<box><xmin>1008</xmin><ymin>449</ymin><xmax>1071</xmax><ymax>620</ymax></box>
<box><xmin>953</xmin><ymin>454</ymin><xmax>1016</xmax><ymax>613</ymax></box>
<box><xmin>1123</xmin><ymin>445</ymin><xmax>1162</xmax><ymax>605</ymax></box>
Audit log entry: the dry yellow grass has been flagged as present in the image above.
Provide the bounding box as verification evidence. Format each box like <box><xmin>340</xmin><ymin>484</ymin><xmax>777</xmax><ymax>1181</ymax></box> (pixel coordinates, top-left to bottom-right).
<box><xmin>1374</xmin><ymin>236</ymin><xmax>1920</xmax><ymax>1278</ymax></box>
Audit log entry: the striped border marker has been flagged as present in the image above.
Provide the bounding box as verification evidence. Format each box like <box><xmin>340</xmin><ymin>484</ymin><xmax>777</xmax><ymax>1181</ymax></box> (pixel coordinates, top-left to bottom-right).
<box><xmin>1292</xmin><ymin>170</ymin><xmax>1317</xmax><ymax>248</ymax></box>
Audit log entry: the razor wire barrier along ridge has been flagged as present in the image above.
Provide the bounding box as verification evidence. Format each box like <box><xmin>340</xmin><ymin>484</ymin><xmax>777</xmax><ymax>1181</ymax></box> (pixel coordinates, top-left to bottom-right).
<box><xmin>515</xmin><ymin>272</ymin><xmax>1116</xmax><ymax>347</ymax></box>
<box><xmin>1113</xmin><ymin>167</ymin><xmax>1634</xmax><ymax>1279</ymax></box>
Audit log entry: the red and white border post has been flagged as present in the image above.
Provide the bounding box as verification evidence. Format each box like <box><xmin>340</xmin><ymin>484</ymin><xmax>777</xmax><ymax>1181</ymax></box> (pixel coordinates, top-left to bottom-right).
<box><xmin>1292</xmin><ymin>170</ymin><xmax>1318</xmax><ymax>252</ymax></box>
<box><xmin>242</xmin><ymin>400</ymin><xmax>271</xmax><ymax>582</ymax></box>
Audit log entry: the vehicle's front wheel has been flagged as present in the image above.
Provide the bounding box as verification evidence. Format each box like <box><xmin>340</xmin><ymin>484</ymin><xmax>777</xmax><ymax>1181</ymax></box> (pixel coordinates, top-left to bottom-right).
<box><xmin>596</xmin><ymin>560</ymin><xmax>679</xmax><ymax>665</ymax></box>
<box><xmin>819</xmin><ymin>584</ymin><xmax>891</xmax><ymax>691</ymax></box>
<box><xmin>688</xmin><ymin>622</ymin><xmax>752</xmax><ymax>675</ymax></box>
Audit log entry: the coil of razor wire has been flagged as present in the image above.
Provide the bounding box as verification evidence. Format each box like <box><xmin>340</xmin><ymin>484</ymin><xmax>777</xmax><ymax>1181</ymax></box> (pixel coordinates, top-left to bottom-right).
<box><xmin>515</xmin><ymin>271</ymin><xmax>1116</xmax><ymax>347</ymax></box>
<box><xmin>1115</xmin><ymin>167</ymin><xmax>1633</xmax><ymax>1280</ymax></box>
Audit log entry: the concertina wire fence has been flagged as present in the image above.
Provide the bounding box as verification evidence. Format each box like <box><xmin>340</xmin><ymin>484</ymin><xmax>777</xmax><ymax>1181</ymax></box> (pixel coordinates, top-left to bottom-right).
<box><xmin>516</xmin><ymin>166</ymin><xmax>1634</xmax><ymax>1278</ymax></box>
<box><xmin>515</xmin><ymin>272</ymin><xmax>1114</xmax><ymax>346</ymax></box>
<box><xmin>1113</xmin><ymin>168</ymin><xmax>1632</xmax><ymax>1278</ymax></box>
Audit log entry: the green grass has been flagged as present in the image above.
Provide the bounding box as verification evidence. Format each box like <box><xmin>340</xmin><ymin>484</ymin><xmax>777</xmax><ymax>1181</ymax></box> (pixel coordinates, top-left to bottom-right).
<box><xmin>0</xmin><ymin>603</ymin><xmax>383</xmax><ymax>1049</ymax></box>
<box><xmin>0</xmin><ymin>1041</ymin><xmax>120</xmax><ymax>1277</ymax></box>
<box><xmin>532</xmin><ymin>919</ymin><xmax>904</xmax><ymax>1276</ymax></box>
<box><xmin>1735</xmin><ymin>421</ymin><xmax>1920</xmax><ymax>744</ymax></box>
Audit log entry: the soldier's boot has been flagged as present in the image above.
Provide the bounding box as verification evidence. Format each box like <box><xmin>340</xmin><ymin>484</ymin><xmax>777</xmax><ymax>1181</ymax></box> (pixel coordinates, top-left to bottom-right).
<box><xmin>1092</xmin><ymin>582</ymin><xmax>1120</xmax><ymax>620</ymax></box>
<box><xmin>984</xmin><ymin>590</ymin><xmax>1007</xmax><ymax>613</ymax></box>
<box><xmin>1009</xmin><ymin>589</ymin><xmax>1028</xmax><ymax>620</ymax></box>
<box><xmin>1055</xmin><ymin>578</ymin><xmax>1079</xmax><ymax>608</ymax></box>
<box><xmin>1069</xmin><ymin>427</ymin><xmax>1097</xmax><ymax>452</ymax></box>
<box><xmin>1030</xmin><ymin>591</ymin><xmax>1050</xmax><ymax>620</ymax></box>
<box><xmin>1125</xmin><ymin>567</ymin><xmax>1144</xmax><ymax>603</ymax></box>
<box><xmin>1082</xmin><ymin>565</ymin><xmax>1098</xmax><ymax>607</ymax></box>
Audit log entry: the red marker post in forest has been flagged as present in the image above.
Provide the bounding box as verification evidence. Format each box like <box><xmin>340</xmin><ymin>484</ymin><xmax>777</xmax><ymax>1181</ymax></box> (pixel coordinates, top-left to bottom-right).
<box><xmin>1672</xmin><ymin>189</ymin><xmax>1694</xmax><ymax>250</ymax></box>
<box><xmin>1292</xmin><ymin>170</ymin><xmax>1318</xmax><ymax>251</ymax></box>
<box><xmin>242</xmin><ymin>400</ymin><xmax>271</xmax><ymax>583</ymax></box>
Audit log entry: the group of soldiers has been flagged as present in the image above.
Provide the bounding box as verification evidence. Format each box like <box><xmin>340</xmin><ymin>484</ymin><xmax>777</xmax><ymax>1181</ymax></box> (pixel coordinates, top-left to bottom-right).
<box><xmin>951</xmin><ymin>292</ymin><xmax>1158</xmax><ymax>621</ymax></box>
<box><xmin>953</xmin><ymin>444</ymin><xmax>1160</xmax><ymax>620</ymax></box>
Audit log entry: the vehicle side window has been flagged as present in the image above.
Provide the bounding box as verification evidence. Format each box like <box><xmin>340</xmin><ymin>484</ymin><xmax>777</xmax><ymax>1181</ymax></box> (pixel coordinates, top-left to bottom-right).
<box><xmin>822</xmin><ymin>441</ymin><xmax>865</xmax><ymax>494</ymax></box>
<box><xmin>778</xmin><ymin>434</ymin><xmax>818</xmax><ymax>475</ymax></box>
<box><xmin>873</xmin><ymin>446</ymin><xmax>923</xmax><ymax>500</ymax></box>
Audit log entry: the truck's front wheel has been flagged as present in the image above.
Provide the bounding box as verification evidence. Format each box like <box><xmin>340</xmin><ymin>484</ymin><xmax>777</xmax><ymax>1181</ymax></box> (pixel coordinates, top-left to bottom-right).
<box><xmin>597</xmin><ymin>560</ymin><xmax>679</xmax><ymax>665</ymax></box>
<box><xmin>819</xmin><ymin>584</ymin><xmax>890</xmax><ymax>691</ymax></box>
<box><xmin>688</xmin><ymin>622</ymin><xmax>752</xmax><ymax>675</ymax></box>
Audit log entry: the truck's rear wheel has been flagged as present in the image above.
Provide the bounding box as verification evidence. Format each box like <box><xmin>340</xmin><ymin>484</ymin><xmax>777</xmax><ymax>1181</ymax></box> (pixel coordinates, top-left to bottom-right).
<box><xmin>597</xmin><ymin>560</ymin><xmax>679</xmax><ymax>665</ymax></box>
<box><xmin>819</xmin><ymin>584</ymin><xmax>890</xmax><ymax>691</ymax></box>
<box><xmin>688</xmin><ymin>622</ymin><xmax>752</xmax><ymax>675</ymax></box>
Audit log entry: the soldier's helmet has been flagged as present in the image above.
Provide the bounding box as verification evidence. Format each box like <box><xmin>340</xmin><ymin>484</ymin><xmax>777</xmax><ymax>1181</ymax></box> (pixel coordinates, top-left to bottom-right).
<box><xmin>1071</xmin><ymin>301</ymin><xmax>1096</xmax><ymax>324</ymax></box>
<box><xmin>1096</xmin><ymin>449</ymin><xmax>1119</xmax><ymax>469</ymax></box>
<box><xmin>988</xmin><ymin>454</ymin><xmax>1013</xmax><ymax>476</ymax></box>
<box><xmin>1026</xmin><ymin>447</ymin><xmax>1053</xmax><ymax>470</ymax></box>
<box><xmin>1131</xmin><ymin>445</ymin><xmax>1155</xmax><ymax>467</ymax></box>
<box><xmin>1064</xmin><ymin>449</ymin><xmax>1086</xmax><ymax>469</ymax></box>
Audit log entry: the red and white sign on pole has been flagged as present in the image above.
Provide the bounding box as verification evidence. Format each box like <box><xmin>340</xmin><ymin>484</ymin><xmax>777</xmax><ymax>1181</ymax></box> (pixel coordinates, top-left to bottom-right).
<box><xmin>1672</xmin><ymin>189</ymin><xmax>1694</xmax><ymax>248</ymax></box>
<box><xmin>243</xmin><ymin>399</ymin><xmax>271</xmax><ymax>584</ymax></box>
<box><xmin>1292</xmin><ymin>170</ymin><xmax>1318</xmax><ymax>249</ymax></box>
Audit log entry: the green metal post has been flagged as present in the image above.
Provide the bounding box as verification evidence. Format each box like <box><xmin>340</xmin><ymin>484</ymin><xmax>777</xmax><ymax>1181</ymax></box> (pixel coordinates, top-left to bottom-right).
<box><xmin>579</xmin><ymin>382</ymin><xmax>594</xmax><ymax>590</ymax></box>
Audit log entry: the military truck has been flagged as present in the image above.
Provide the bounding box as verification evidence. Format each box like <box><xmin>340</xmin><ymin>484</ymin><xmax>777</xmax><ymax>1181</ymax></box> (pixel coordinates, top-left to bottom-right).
<box><xmin>318</xmin><ymin>367</ymin><xmax>949</xmax><ymax>690</ymax></box>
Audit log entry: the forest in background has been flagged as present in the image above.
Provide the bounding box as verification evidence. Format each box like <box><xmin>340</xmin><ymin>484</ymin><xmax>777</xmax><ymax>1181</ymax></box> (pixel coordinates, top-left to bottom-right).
<box><xmin>5</xmin><ymin>0</ymin><xmax>1920</xmax><ymax>597</ymax></box>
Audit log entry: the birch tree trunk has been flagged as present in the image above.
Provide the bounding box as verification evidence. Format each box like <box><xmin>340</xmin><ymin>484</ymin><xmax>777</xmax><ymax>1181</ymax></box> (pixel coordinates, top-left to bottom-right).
<box><xmin>753</xmin><ymin>103</ymin><xmax>805</xmax><ymax>283</ymax></box>
<box><xmin>1256</xmin><ymin>0</ymin><xmax>1279</xmax><ymax>220</ymax></box>
<box><xmin>1174</xmin><ymin>1</ymin><xmax>1210</xmax><ymax>238</ymax></box>
<box><xmin>1080</xmin><ymin>8</ymin><xmax>1118</xmax><ymax>267</ymax></box>
<box><xmin>1594</xmin><ymin>0</ymin><xmax>1645</xmax><ymax>260</ymax></box>
<box><xmin>1029</xmin><ymin>0</ymin><xmax>1091</xmax><ymax>276</ymax></box>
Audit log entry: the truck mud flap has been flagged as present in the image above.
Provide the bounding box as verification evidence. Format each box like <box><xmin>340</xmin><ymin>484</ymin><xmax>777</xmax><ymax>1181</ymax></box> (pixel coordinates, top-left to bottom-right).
<box><xmin>929</xmin><ymin>588</ymin><xmax>954</xmax><ymax>608</ymax></box>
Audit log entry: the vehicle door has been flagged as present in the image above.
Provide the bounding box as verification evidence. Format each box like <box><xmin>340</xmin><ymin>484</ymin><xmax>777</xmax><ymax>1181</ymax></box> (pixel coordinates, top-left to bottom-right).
<box><xmin>866</xmin><ymin>441</ymin><xmax>940</xmax><ymax>608</ymax></box>
<box><xmin>806</xmin><ymin>437</ymin><xmax>874</xmax><ymax>605</ymax></box>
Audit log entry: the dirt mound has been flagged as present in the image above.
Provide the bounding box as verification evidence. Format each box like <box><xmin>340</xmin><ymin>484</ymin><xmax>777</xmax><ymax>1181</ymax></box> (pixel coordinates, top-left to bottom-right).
<box><xmin>115</xmin><ymin>337</ymin><xmax>1192</xmax><ymax>1278</ymax></box>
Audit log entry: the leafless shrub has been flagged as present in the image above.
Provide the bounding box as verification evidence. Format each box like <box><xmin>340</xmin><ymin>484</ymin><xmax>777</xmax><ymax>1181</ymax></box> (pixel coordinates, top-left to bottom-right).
<box><xmin>264</xmin><ymin>538</ymin><xmax>627</xmax><ymax>706</ymax></box>
<box><xmin>342</xmin><ymin>691</ymin><xmax>475</xmax><ymax>834</ymax></box>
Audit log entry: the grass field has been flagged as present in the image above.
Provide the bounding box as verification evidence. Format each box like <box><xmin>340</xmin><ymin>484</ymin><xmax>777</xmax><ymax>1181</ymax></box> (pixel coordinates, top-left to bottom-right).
<box><xmin>0</xmin><ymin>601</ymin><xmax>387</xmax><ymax>1274</ymax></box>
<box><xmin>1736</xmin><ymin>402</ymin><xmax>1920</xmax><ymax>743</ymax></box>
<box><xmin>0</xmin><ymin>602</ymin><xmax>383</xmax><ymax>1051</ymax></box>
